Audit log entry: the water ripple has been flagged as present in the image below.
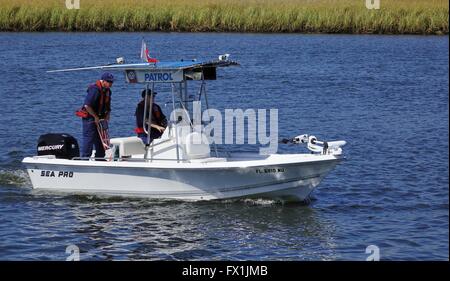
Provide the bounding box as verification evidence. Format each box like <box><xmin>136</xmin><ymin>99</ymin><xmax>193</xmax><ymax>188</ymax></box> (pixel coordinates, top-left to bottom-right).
<box><xmin>0</xmin><ymin>33</ymin><xmax>448</xmax><ymax>260</ymax></box>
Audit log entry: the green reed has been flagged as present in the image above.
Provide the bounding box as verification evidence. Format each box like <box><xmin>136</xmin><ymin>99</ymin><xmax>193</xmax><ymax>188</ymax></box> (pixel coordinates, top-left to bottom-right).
<box><xmin>0</xmin><ymin>0</ymin><xmax>447</xmax><ymax>34</ymax></box>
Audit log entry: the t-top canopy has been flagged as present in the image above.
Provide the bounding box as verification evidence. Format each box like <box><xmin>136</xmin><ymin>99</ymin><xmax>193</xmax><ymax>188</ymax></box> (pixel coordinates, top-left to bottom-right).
<box><xmin>47</xmin><ymin>58</ymin><xmax>239</xmax><ymax>83</ymax></box>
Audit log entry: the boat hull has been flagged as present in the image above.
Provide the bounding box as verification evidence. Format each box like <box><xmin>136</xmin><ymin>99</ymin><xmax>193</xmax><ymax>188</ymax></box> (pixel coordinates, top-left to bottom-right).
<box><xmin>22</xmin><ymin>155</ymin><xmax>341</xmax><ymax>202</ymax></box>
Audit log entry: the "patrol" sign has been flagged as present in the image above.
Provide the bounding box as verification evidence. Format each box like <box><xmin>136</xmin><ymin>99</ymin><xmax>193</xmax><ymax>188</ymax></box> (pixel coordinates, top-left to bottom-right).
<box><xmin>125</xmin><ymin>69</ymin><xmax>184</xmax><ymax>83</ymax></box>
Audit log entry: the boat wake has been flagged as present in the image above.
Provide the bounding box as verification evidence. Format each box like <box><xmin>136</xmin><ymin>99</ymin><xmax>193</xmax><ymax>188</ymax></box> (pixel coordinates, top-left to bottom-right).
<box><xmin>0</xmin><ymin>169</ymin><xmax>31</xmax><ymax>187</ymax></box>
<box><xmin>218</xmin><ymin>198</ymin><xmax>281</xmax><ymax>206</ymax></box>
<box><xmin>241</xmin><ymin>198</ymin><xmax>280</xmax><ymax>206</ymax></box>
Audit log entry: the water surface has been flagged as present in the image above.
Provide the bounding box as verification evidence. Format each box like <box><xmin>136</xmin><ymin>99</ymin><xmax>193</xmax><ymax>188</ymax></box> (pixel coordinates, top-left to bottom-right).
<box><xmin>0</xmin><ymin>33</ymin><xmax>448</xmax><ymax>260</ymax></box>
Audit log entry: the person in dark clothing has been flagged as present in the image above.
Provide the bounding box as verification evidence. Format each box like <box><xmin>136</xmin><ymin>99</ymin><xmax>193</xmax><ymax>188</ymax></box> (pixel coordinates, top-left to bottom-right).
<box><xmin>135</xmin><ymin>89</ymin><xmax>167</xmax><ymax>144</ymax></box>
<box><xmin>80</xmin><ymin>72</ymin><xmax>114</xmax><ymax>158</ymax></box>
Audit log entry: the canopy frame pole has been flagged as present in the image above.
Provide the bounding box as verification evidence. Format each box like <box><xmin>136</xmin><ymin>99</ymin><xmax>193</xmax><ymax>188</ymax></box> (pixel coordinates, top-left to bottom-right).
<box><xmin>176</xmin><ymin>81</ymin><xmax>193</xmax><ymax>128</ymax></box>
<box><xmin>143</xmin><ymin>83</ymin><xmax>149</xmax><ymax>137</ymax></box>
<box><xmin>143</xmin><ymin>83</ymin><xmax>154</xmax><ymax>162</ymax></box>
<box><xmin>184</xmin><ymin>79</ymin><xmax>189</xmax><ymax>123</ymax></box>
<box><xmin>150</xmin><ymin>82</ymin><xmax>156</xmax><ymax>160</ymax></box>
<box><xmin>172</xmin><ymin>82</ymin><xmax>181</xmax><ymax>163</ymax></box>
<box><xmin>202</xmin><ymin>72</ymin><xmax>218</xmax><ymax>157</ymax></box>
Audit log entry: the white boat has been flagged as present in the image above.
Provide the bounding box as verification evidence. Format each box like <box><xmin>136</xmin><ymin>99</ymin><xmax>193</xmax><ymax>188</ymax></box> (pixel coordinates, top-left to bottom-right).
<box><xmin>22</xmin><ymin>52</ymin><xmax>346</xmax><ymax>202</ymax></box>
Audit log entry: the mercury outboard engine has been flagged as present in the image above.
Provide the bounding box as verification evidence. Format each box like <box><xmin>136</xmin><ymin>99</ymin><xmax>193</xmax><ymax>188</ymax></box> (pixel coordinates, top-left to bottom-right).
<box><xmin>37</xmin><ymin>133</ymin><xmax>79</xmax><ymax>159</ymax></box>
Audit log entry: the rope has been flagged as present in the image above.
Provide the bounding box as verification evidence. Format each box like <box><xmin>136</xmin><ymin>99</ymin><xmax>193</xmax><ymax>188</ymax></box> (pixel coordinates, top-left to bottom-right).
<box><xmin>96</xmin><ymin>120</ymin><xmax>113</xmax><ymax>160</ymax></box>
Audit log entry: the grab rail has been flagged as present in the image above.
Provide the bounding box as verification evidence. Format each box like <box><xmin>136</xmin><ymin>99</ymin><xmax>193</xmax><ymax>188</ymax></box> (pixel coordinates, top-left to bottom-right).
<box><xmin>71</xmin><ymin>156</ymin><xmax>189</xmax><ymax>162</ymax></box>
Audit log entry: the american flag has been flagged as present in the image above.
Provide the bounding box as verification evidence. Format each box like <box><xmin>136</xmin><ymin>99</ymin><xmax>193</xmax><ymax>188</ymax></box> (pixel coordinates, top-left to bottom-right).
<box><xmin>140</xmin><ymin>39</ymin><xmax>159</xmax><ymax>63</ymax></box>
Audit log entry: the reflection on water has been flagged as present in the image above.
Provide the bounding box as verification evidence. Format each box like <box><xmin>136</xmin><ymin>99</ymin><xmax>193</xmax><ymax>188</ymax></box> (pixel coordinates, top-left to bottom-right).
<box><xmin>50</xmin><ymin>195</ymin><xmax>337</xmax><ymax>260</ymax></box>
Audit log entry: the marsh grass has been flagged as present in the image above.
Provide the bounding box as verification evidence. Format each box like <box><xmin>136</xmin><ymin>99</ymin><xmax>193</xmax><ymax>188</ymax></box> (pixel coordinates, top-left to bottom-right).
<box><xmin>0</xmin><ymin>0</ymin><xmax>447</xmax><ymax>34</ymax></box>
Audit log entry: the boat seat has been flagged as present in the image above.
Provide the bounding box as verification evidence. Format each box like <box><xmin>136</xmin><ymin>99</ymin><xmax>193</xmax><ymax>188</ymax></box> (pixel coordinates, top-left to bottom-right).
<box><xmin>110</xmin><ymin>136</ymin><xmax>145</xmax><ymax>157</ymax></box>
<box><xmin>185</xmin><ymin>132</ymin><xmax>210</xmax><ymax>159</ymax></box>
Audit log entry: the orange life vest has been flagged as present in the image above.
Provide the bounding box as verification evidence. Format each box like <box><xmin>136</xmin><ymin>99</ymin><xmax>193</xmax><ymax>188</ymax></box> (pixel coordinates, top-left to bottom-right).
<box><xmin>75</xmin><ymin>80</ymin><xmax>111</xmax><ymax>118</ymax></box>
<box><xmin>94</xmin><ymin>80</ymin><xmax>111</xmax><ymax>118</ymax></box>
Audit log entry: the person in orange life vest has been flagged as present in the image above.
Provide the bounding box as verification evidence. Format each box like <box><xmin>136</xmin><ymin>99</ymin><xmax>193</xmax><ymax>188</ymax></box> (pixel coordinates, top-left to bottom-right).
<box><xmin>135</xmin><ymin>89</ymin><xmax>167</xmax><ymax>144</ymax></box>
<box><xmin>81</xmin><ymin>72</ymin><xmax>114</xmax><ymax>158</ymax></box>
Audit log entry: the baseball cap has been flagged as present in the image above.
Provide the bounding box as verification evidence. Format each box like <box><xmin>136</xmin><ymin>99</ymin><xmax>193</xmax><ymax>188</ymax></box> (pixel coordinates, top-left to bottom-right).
<box><xmin>101</xmin><ymin>72</ymin><xmax>115</xmax><ymax>83</ymax></box>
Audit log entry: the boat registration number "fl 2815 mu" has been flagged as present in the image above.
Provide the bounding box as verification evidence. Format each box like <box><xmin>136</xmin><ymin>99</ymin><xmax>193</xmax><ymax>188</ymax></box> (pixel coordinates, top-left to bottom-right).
<box><xmin>40</xmin><ymin>170</ymin><xmax>74</xmax><ymax>178</ymax></box>
<box><xmin>255</xmin><ymin>168</ymin><xmax>285</xmax><ymax>174</ymax></box>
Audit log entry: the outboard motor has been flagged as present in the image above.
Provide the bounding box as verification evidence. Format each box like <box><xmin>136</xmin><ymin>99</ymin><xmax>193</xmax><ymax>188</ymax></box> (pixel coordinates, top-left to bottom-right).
<box><xmin>37</xmin><ymin>133</ymin><xmax>79</xmax><ymax>159</ymax></box>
